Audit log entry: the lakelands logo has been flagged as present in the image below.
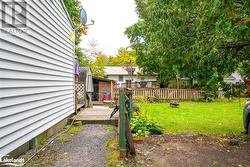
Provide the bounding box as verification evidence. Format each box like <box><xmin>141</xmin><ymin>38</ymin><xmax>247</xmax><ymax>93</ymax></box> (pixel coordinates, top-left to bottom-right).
<box><xmin>0</xmin><ymin>155</ymin><xmax>25</xmax><ymax>166</ymax></box>
<box><xmin>1</xmin><ymin>0</ymin><xmax>27</xmax><ymax>28</ymax></box>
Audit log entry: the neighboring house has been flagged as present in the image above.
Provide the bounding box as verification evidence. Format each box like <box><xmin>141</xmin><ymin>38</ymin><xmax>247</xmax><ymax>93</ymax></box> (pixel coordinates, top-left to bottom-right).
<box><xmin>0</xmin><ymin>0</ymin><xmax>74</xmax><ymax>157</ymax></box>
<box><xmin>224</xmin><ymin>72</ymin><xmax>244</xmax><ymax>84</ymax></box>
<box><xmin>104</xmin><ymin>66</ymin><xmax>157</xmax><ymax>88</ymax></box>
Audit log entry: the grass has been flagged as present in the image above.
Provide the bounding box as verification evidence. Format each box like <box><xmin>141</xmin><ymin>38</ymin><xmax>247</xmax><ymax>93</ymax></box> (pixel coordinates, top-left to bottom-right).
<box><xmin>106</xmin><ymin>127</ymin><xmax>117</xmax><ymax>133</ymax></box>
<box><xmin>68</xmin><ymin>125</ymin><xmax>84</xmax><ymax>135</ymax></box>
<box><xmin>137</xmin><ymin>98</ymin><xmax>248</xmax><ymax>135</ymax></box>
<box><xmin>106</xmin><ymin>150</ymin><xmax>120</xmax><ymax>167</ymax></box>
<box><xmin>105</xmin><ymin>137</ymin><xmax>122</xmax><ymax>167</ymax></box>
<box><xmin>57</xmin><ymin>133</ymin><xmax>70</xmax><ymax>142</ymax></box>
<box><xmin>57</xmin><ymin>125</ymin><xmax>84</xmax><ymax>143</ymax></box>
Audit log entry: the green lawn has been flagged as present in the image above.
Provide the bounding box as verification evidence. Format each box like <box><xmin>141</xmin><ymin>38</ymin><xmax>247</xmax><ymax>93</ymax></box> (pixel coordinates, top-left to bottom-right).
<box><xmin>138</xmin><ymin>99</ymin><xmax>248</xmax><ymax>135</ymax></box>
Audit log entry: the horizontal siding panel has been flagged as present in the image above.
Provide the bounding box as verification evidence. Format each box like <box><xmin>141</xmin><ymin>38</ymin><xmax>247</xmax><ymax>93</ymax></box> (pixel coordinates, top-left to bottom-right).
<box><xmin>0</xmin><ymin>28</ymin><xmax>72</xmax><ymax>63</ymax></box>
<box><xmin>32</xmin><ymin>1</ymin><xmax>72</xmax><ymax>38</ymax></box>
<box><xmin>0</xmin><ymin>35</ymin><xmax>73</xmax><ymax>68</ymax></box>
<box><xmin>0</xmin><ymin>79</ymin><xmax>72</xmax><ymax>88</ymax></box>
<box><xmin>54</xmin><ymin>0</ymin><xmax>71</xmax><ymax>23</ymax></box>
<box><xmin>0</xmin><ymin>69</ymin><xmax>73</xmax><ymax>81</ymax></box>
<box><xmin>0</xmin><ymin>42</ymin><xmax>73</xmax><ymax>71</ymax></box>
<box><xmin>0</xmin><ymin>102</ymin><xmax>73</xmax><ymax>138</ymax></box>
<box><xmin>0</xmin><ymin>108</ymin><xmax>74</xmax><ymax>150</ymax></box>
<box><xmin>1</xmin><ymin>7</ymin><xmax>73</xmax><ymax>55</ymax></box>
<box><xmin>0</xmin><ymin>86</ymin><xmax>73</xmax><ymax>98</ymax></box>
<box><xmin>0</xmin><ymin>59</ymin><xmax>73</xmax><ymax>77</ymax></box>
<box><xmin>0</xmin><ymin>51</ymin><xmax>72</xmax><ymax>74</ymax></box>
<box><xmin>40</xmin><ymin>1</ymin><xmax>72</xmax><ymax>34</ymax></box>
<box><xmin>27</xmin><ymin>3</ymin><xmax>73</xmax><ymax>50</ymax></box>
<box><xmin>0</xmin><ymin>98</ymin><xmax>73</xmax><ymax>128</ymax></box>
<box><xmin>0</xmin><ymin>111</ymin><xmax>73</xmax><ymax>156</ymax></box>
<box><xmin>0</xmin><ymin>1</ymin><xmax>73</xmax><ymax>49</ymax></box>
<box><xmin>0</xmin><ymin>94</ymin><xmax>73</xmax><ymax>118</ymax></box>
<box><xmin>0</xmin><ymin>0</ymin><xmax>74</xmax><ymax>155</ymax></box>
<box><xmin>0</xmin><ymin>107</ymin><xmax>73</xmax><ymax>147</ymax></box>
<box><xmin>0</xmin><ymin>90</ymin><xmax>72</xmax><ymax>109</ymax></box>
<box><xmin>50</xmin><ymin>0</ymin><xmax>72</xmax><ymax>31</ymax></box>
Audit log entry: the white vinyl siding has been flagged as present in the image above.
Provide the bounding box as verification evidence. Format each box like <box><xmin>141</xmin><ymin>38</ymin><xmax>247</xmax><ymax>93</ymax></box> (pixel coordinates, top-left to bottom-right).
<box><xmin>0</xmin><ymin>0</ymin><xmax>74</xmax><ymax>156</ymax></box>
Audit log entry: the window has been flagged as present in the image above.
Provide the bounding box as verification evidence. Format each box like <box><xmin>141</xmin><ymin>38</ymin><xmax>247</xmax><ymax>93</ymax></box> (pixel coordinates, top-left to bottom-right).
<box><xmin>126</xmin><ymin>80</ymin><xmax>132</xmax><ymax>88</ymax></box>
<box><xmin>118</xmin><ymin>75</ymin><xmax>123</xmax><ymax>82</ymax></box>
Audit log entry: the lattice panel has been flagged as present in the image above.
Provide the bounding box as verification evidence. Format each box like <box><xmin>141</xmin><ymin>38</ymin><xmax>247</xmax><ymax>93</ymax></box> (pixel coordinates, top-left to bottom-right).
<box><xmin>76</xmin><ymin>83</ymin><xmax>86</xmax><ymax>99</ymax></box>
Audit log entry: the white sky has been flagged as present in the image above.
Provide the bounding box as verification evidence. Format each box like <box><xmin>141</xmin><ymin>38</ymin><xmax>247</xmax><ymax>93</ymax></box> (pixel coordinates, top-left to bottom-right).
<box><xmin>80</xmin><ymin>0</ymin><xmax>138</xmax><ymax>56</ymax></box>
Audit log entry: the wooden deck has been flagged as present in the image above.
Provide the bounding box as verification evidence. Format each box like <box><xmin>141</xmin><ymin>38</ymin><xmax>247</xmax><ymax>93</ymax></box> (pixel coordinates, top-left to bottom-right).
<box><xmin>72</xmin><ymin>106</ymin><xmax>118</xmax><ymax>125</ymax></box>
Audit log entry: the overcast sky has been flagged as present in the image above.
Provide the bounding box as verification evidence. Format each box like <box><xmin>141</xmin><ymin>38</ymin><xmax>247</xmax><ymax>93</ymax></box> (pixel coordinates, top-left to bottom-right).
<box><xmin>80</xmin><ymin>0</ymin><xmax>138</xmax><ymax>56</ymax></box>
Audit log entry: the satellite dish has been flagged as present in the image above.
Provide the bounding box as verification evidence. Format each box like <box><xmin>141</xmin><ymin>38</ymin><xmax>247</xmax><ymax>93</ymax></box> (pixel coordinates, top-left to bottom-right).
<box><xmin>80</xmin><ymin>8</ymin><xmax>87</xmax><ymax>25</ymax></box>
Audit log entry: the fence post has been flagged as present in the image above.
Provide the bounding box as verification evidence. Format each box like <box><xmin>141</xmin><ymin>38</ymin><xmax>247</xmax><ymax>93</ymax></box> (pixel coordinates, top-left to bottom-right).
<box><xmin>119</xmin><ymin>90</ymin><xmax>126</xmax><ymax>158</ymax></box>
<box><xmin>128</xmin><ymin>90</ymin><xmax>133</xmax><ymax>120</ymax></box>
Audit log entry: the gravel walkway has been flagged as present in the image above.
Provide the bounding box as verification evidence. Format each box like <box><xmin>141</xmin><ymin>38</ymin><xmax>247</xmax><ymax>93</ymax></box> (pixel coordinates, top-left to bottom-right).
<box><xmin>23</xmin><ymin>124</ymin><xmax>117</xmax><ymax>167</ymax></box>
<box><xmin>53</xmin><ymin>124</ymin><xmax>116</xmax><ymax>167</ymax></box>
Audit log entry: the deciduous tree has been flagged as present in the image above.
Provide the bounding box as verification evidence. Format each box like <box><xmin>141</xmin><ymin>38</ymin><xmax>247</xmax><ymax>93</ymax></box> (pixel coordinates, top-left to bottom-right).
<box><xmin>126</xmin><ymin>0</ymin><xmax>250</xmax><ymax>94</ymax></box>
<box><xmin>64</xmin><ymin>0</ymin><xmax>89</xmax><ymax>66</ymax></box>
<box><xmin>108</xmin><ymin>48</ymin><xmax>137</xmax><ymax>66</ymax></box>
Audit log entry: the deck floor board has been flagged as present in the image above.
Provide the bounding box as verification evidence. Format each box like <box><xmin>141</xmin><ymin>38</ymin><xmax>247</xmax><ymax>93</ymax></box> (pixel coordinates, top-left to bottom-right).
<box><xmin>72</xmin><ymin>106</ymin><xmax>118</xmax><ymax>123</ymax></box>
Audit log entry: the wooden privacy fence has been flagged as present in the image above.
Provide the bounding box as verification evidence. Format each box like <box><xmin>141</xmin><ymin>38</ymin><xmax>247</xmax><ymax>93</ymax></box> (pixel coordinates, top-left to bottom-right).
<box><xmin>115</xmin><ymin>88</ymin><xmax>202</xmax><ymax>100</ymax></box>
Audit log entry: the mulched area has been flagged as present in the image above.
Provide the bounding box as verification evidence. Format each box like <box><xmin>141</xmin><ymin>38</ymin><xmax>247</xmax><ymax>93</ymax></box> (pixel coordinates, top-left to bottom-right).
<box><xmin>126</xmin><ymin>134</ymin><xmax>250</xmax><ymax>167</ymax></box>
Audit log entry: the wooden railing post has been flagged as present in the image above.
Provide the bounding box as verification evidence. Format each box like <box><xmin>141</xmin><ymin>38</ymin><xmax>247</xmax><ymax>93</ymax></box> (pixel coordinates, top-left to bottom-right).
<box><xmin>119</xmin><ymin>90</ymin><xmax>126</xmax><ymax>158</ymax></box>
<box><xmin>129</xmin><ymin>93</ymin><xmax>133</xmax><ymax>120</ymax></box>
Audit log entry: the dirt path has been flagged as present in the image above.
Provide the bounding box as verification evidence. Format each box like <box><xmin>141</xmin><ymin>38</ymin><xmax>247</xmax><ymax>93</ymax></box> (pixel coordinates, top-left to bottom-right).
<box><xmin>23</xmin><ymin>124</ymin><xmax>116</xmax><ymax>167</ymax></box>
<box><xmin>127</xmin><ymin>134</ymin><xmax>250</xmax><ymax>167</ymax></box>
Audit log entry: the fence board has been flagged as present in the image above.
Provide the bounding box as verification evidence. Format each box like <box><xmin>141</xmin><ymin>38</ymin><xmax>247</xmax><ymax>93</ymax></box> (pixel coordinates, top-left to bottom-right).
<box><xmin>115</xmin><ymin>88</ymin><xmax>202</xmax><ymax>100</ymax></box>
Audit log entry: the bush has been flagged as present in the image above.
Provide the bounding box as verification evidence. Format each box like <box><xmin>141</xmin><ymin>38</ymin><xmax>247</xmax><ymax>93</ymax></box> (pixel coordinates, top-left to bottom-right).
<box><xmin>153</xmin><ymin>93</ymin><xmax>161</xmax><ymax>102</ymax></box>
<box><xmin>146</xmin><ymin>93</ymin><xmax>161</xmax><ymax>103</ymax></box>
<box><xmin>130</xmin><ymin>116</ymin><xmax>163</xmax><ymax>137</ymax></box>
<box><xmin>134</xmin><ymin>94</ymin><xmax>162</xmax><ymax>103</ymax></box>
<box><xmin>134</xmin><ymin>96</ymin><xmax>147</xmax><ymax>103</ymax></box>
<box><xmin>132</xmin><ymin>103</ymin><xmax>140</xmax><ymax>113</ymax></box>
<box><xmin>195</xmin><ymin>95</ymin><xmax>214</xmax><ymax>102</ymax></box>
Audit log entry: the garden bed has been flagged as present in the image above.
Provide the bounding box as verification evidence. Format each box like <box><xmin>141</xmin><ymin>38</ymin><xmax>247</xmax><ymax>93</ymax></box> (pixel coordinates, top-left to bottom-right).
<box><xmin>126</xmin><ymin>134</ymin><xmax>250</xmax><ymax>167</ymax></box>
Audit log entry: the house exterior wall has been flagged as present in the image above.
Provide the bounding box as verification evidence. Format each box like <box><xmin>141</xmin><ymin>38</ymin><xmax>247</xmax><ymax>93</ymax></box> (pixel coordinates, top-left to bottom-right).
<box><xmin>106</xmin><ymin>75</ymin><xmax>157</xmax><ymax>84</ymax></box>
<box><xmin>0</xmin><ymin>0</ymin><xmax>74</xmax><ymax>156</ymax></box>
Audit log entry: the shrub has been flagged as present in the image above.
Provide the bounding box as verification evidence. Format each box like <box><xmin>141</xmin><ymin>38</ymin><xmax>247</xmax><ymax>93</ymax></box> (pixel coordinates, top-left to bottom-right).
<box><xmin>130</xmin><ymin>116</ymin><xmax>163</xmax><ymax>137</ymax></box>
<box><xmin>195</xmin><ymin>95</ymin><xmax>214</xmax><ymax>102</ymax></box>
<box><xmin>153</xmin><ymin>93</ymin><xmax>161</xmax><ymax>102</ymax></box>
<box><xmin>132</xmin><ymin>103</ymin><xmax>140</xmax><ymax>113</ymax></box>
<box><xmin>134</xmin><ymin>96</ymin><xmax>147</xmax><ymax>103</ymax></box>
